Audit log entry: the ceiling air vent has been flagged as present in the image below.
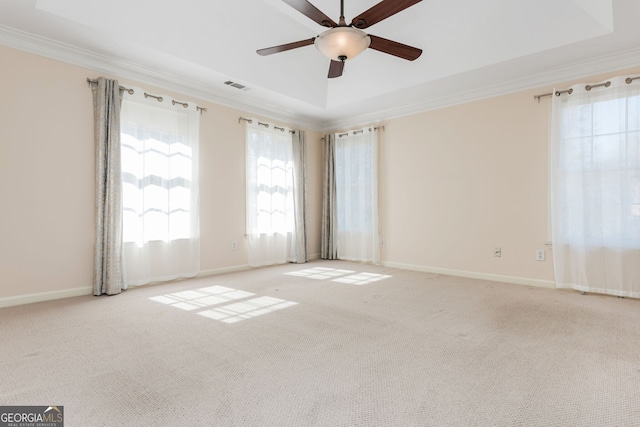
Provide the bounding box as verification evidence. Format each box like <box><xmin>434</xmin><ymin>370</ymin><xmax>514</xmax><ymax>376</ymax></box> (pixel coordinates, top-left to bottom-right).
<box><xmin>224</xmin><ymin>81</ymin><xmax>249</xmax><ymax>90</ymax></box>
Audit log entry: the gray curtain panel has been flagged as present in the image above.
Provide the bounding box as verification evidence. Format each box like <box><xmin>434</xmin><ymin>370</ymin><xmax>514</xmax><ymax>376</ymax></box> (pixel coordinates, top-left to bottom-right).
<box><xmin>321</xmin><ymin>134</ymin><xmax>338</xmax><ymax>259</ymax></box>
<box><xmin>292</xmin><ymin>130</ymin><xmax>308</xmax><ymax>263</ymax></box>
<box><xmin>91</xmin><ymin>77</ymin><xmax>125</xmax><ymax>295</ymax></box>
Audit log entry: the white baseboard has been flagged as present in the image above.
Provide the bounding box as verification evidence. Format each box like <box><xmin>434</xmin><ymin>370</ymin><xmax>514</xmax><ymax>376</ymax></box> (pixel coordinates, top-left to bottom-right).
<box><xmin>307</xmin><ymin>252</ymin><xmax>321</xmax><ymax>261</ymax></box>
<box><xmin>381</xmin><ymin>261</ymin><xmax>556</xmax><ymax>289</ymax></box>
<box><xmin>0</xmin><ymin>286</ymin><xmax>93</xmax><ymax>309</ymax></box>
<box><xmin>2</xmin><ymin>261</ymin><xmax>551</xmax><ymax>309</ymax></box>
<box><xmin>198</xmin><ymin>264</ymin><xmax>251</xmax><ymax>277</ymax></box>
<box><xmin>1</xmin><ymin>265</ymin><xmax>252</xmax><ymax>309</ymax></box>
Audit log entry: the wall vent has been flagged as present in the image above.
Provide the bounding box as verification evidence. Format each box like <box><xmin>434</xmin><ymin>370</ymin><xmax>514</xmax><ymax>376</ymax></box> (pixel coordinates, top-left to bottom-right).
<box><xmin>224</xmin><ymin>81</ymin><xmax>248</xmax><ymax>90</ymax></box>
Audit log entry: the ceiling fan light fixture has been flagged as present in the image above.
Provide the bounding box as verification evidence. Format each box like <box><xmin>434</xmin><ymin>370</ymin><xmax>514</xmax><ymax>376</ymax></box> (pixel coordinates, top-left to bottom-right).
<box><xmin>314</xmin><ymin>27</ymin><xmax>371</xmax><ymax>61</ymax></box>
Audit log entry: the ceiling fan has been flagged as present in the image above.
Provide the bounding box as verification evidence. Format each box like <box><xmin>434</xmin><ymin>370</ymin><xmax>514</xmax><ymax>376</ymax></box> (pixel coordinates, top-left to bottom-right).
<box><xmin>257</xmin><ymin>0</ymin><xmax>423</xmax><ymax>78</ymax></box>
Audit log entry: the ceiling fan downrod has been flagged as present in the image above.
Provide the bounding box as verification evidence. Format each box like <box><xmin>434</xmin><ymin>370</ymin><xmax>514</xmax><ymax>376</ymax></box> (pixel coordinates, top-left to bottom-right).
<box><xmin>339</xmin><ymin>0</ymin><xmax>347</xmax><ymax>26</ymax></box>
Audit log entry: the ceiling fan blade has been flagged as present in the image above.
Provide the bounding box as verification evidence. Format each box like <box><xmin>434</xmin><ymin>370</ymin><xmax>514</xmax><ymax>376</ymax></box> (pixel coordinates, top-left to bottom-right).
<box><xmin>257</xmin><ymin>38</ymin><xmax>316</xmax><ymax>56</ymax></box>
<box><xmin>352</xmin><ymin>0</ymin><xmax>421</xmax><ymax>29</ymax></box>
<box><xmin>283</xmin><ymin>0</ymin><xmax>337</xmax><ymax>27</ymax></box>
<box><xmin>368</xmin><ymin>35</ymin><xmax>422</xmax><ymax>61</ymax></box>
<box><xmin>328</xmin><ymin>60</ymin><xmax>344</xmax><ymax>78</ymax></box>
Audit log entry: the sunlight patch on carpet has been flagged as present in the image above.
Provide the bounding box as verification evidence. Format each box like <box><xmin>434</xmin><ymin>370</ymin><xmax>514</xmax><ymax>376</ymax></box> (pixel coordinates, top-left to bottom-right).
<box><xmin>286</xmin><ymin>267</ymin><xmax>392</xmax><ymax>285</ymax></box>
<box><xmin>198</xmin><ymin>297</ymin><xmax>298</xmax><ymax>323</ymax></box>
<box><xmin>332</xmin><ymin>272</ymin><xmax>392</xmax><ymax>285</ymax></box>
<box><xmin>286</xmin><ymin>267</ymin><xmax>356</xmax><ymax>280</ymax></box>
<box><xmin>149</xmin><ymin>285</ymin><xmax>255</xmax><ymax>311</ymax></box>
<box><xmin>149</xmin><ymin>286</ymin><xmax>298</xmax><ymax>323</ymax></box>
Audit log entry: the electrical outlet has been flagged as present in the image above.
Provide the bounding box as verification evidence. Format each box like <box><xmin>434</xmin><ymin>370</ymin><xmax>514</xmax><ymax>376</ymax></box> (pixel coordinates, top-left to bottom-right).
<box><xmin>536</xmin><ymin>249</ymin><xmax>545</xmax><ymax>261</ymax></box>
<box><xmin>494</xmin><ymin>247</ymin><xmax>502</xmax><ymax>257</ymax></box>
<box><xmin>380</xmin><ymin>239</ymin><xmax>385</xmax><ymax>247</ymax></box>
<box><xmin>231</xmin><ymin>241</ymin><xmax>237</xmax><ymax>250</ymax></box>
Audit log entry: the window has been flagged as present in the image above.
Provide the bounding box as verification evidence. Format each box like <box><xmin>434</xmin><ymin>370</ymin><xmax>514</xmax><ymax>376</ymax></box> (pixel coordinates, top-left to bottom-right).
<box><xmin>551</xmin><ymin>75</ymin><xmax>640</xmax><ymax>297</ymax></box>
<box><xmin>335</xmin><ymin>128</ymin><xmax>379</xmax><ymax>262</ymax></box>
<box><xmin>554</xmin><ymin>81</ymin><xmax>640</xmax><ymax>248</ymax></box>
<box><xmin>120</xmin><ymin>92</ymin><xmax>200</xmax><ymax>285</ymax></box>
<box><xmin>245</xmin><ymin>121</ymin><xmax>296</xmax><ymax>266</ymax></box>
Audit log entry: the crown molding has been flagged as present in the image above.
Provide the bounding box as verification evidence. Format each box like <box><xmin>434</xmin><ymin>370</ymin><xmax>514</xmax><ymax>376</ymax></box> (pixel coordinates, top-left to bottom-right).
<box><xmin>0</xmin><ymin>24</ymin><xmax>325</xmax><ymax>131</ymax></box>
<box><xmin>2</xmin><ymin>24</ymin><xmax>639</xmax><ymax>134</ymax></box>
<box><xmin>321</xmin><ymin>46</ymin><xmax>640</xmax><ymax>131</ymax></box>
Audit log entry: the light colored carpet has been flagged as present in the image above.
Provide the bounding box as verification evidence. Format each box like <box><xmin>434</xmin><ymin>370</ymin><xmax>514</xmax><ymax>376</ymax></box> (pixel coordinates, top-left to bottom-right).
<box><xmin>1</xmin><ymin>260</ymin><xmax>639</xmax><ymax>426</ymax></box>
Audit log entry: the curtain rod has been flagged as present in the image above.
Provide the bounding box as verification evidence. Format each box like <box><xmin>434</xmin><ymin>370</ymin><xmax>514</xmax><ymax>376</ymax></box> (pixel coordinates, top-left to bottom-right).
<box><xmin>86</xmin><ymin>78</ymin><xmax>207</xmax><ymax>113</ymax></box>
<box><xmin>338</xmin><ymin>126</ymin><xmax>384</xmax><ymax>138</ymax></box>
<box><xmin>533</xmin><ymin>74</ymin><xmax>640</xmax><ymax>102</ymax></box>
<box><xmin>87</xmin><ymin>78</ymin><xmax>134</xmax><ymax>95</ymax></box>
<box><xmin>320</xmin><ymin>125</ymin><xmax>385</xmax><ymax>140</ymax></box>
<box><xmin>238</xmin><ymin>116</ymin><xmax>295</xmax><ymax>133</ymax></box>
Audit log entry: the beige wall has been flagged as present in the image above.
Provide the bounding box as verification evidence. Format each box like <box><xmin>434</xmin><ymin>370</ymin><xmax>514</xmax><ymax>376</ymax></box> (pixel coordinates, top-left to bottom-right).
<box><xmin>1</xmin><ymin>42</ymin><xmax>638</xmax><ymax>303</ymax></box>
<box><xmin>1</xmin><ymin>46</ymin><xmax>96</xmax><ymax>300</ymax></box>
<box><xmin>0</xmin><ymin>45</ymin><xmax>323</xmax><ymax>302</ymax></box>
<box><xmin>379</xmin><ymin>90</ymin><xmax>554</xmax><ymax>282</ymax></box>
<box><xmin>378</xmin><ymin>65</ymin><xmax>640</xmax><ymax>285</ymax></box>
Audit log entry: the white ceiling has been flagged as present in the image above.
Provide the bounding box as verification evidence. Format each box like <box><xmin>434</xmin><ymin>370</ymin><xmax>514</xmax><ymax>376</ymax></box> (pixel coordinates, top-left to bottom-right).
<box><xmin>1</xmin><ymin>0</ymin><xmax>639</xmax><ymax>130</ymax></box>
